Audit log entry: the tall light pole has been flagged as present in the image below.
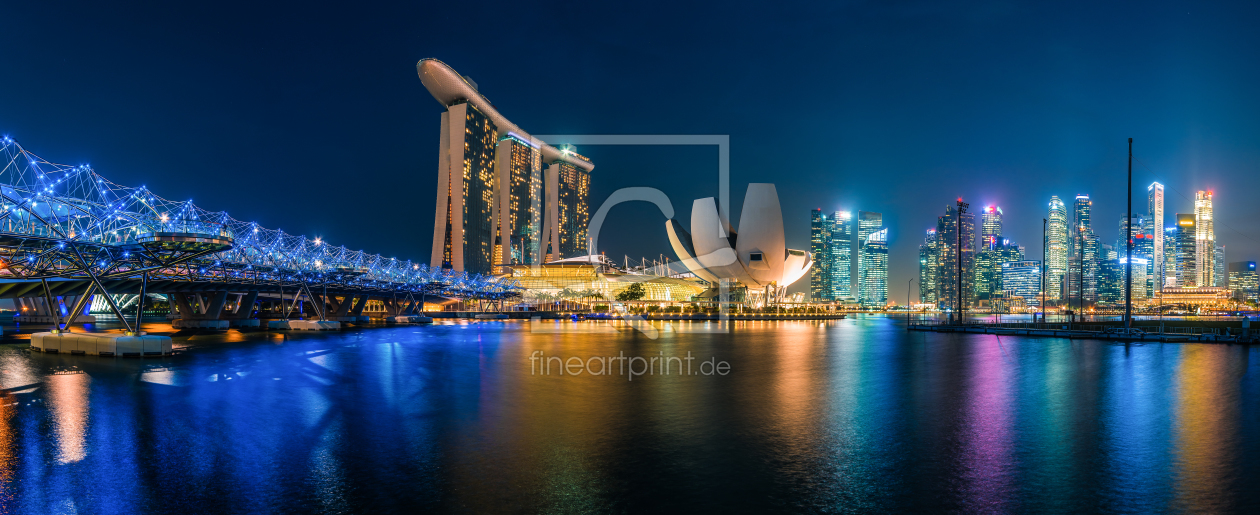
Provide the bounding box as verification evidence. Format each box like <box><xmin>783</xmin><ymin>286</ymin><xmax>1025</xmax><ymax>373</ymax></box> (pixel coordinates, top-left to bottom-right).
<box><xmin>1125</xmin><ymin>138</ymin><xmax>1133</xmax><ymax>331</ymax></box>
<box><xmin>1042</xmin><ymin>218</ymin><xmax>1047</xmax><ymax>324</ymax></box>
<box><xmin>907</xmin><ymin>276</ymin><xmax>917</xmax><ymax>328</ymax></box>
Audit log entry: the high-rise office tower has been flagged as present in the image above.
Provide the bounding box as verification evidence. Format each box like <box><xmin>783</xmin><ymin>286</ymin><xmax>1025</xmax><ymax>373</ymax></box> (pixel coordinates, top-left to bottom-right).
<box><xmin>1117</xmin><ymin>213</ymin><xmax>1141</xmax><ymax>253</ymax></box>
<box><xmin>1133</xmin><ymin>233</ymin><xmax>1155</xmax><ymax>297</ymax></box>
<box><xmin>935</xmin><ymin>204</ymin><xmax>976</xmax><ymax>312</ymax></box>
<box><xmin>1117</xmin><ymin>257</ymin><xmax>1149</xmax><ymax>302</ymax></box>
<box><xmin>1047</xmin><ymin>196</ymin><xmax>1069</xmax><ymax>301</ymax></box>
<box><xmin>975</xmin><ymin>238</ymin><xmax>1023</xmax><ymax>301</ymax></box>
<box><xmin>1147</xmin><ymin>182</ymin><xmax>1165</xmax><ymax>286</ymax></box>
<box><xmin>1214</xmin><ymin>244</ymin><xmax>1227</xmax><ymax>287</ymax></box>
<box><xmin>1175</xmin><ymin>214</ymin><xmax>1197</xmax><ymax>286</ymax></box>
<box><xmin>856</xmin><ymin>211</ymin><xmax>883</xmax><ymax>296</ymax></box>
<box><xmin>1229</xmin><ymin>261</ymin><xmax>1258</xmax><ymax>303</ymax></box>
<box><xmin>810</xmin><ymin>209</ymin><xmax>832</xmax><ymax>301</ymax></box>
<box><xmin>919</xmin><ymin>229</ymin><xmax>938</xmax><ymax>305</ymax></box>
<box><xmin>1001</xmin><ymin>260</ymin><xmax>1042</xmax><ymax>307</ymax></box>
<box><xmin>831</xmin><ymin>211</ymin><xmax>853</xmax><ymax>299</ymax></box>
<box><xmin>1194</xmin><ymin>190</ymin><xmax>1215</xmax><ymax>288</ymax></box>
<box><xmin>981</xmin><ymin>205</ymin><xmax>1003</xmax><ymax>250</ymax></box>
<box><xmin>420</xmin><ymin>58</ymin><xmax>594</xmax><ymax>274</ymax></box>
<box><xmin>1071</xmin><ymin>194</ymin><xmax>1098</xmax><ymax>301</ymax></box>
<box><xmin>860</xmin><ymin>229</ymin><xmax>888</xmax><ymax>307</ymax></box>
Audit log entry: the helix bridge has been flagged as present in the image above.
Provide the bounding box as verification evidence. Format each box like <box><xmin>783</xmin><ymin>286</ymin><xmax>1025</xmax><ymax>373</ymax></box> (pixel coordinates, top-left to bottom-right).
<box><xmin>0</xmin><ymin>135</ymin><xmax>519</xmax><ymax>331</ymax></box>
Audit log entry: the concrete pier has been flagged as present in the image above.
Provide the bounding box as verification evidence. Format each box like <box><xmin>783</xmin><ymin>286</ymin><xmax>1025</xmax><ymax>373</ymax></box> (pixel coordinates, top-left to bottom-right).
<box><xmin>30</xmin><ymin>332</ymin><xmax>173</xmax><ymax>357</ymax></box>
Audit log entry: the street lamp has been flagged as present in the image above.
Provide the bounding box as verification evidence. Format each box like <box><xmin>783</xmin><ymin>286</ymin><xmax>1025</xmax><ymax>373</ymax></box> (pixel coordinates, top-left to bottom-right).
<box><xmin>1042</xmin><ymin>217</ymin><xmax>1047</xmax><ymax>324</ymax></box>
<box><xmin>907</xmin><ymin>276</ymin><xmax>917</xmax><ymax>328</ymax></box>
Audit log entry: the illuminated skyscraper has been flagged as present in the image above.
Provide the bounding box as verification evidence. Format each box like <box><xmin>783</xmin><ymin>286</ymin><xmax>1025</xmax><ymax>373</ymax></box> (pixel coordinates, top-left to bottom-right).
<box><xmin>1117</xmin><ymin>213</ymin><xmax>1141</xmax><ymax>253</ymax></box>
<box><xmin>981</xmin><ymin>205</ymin><xmax>1003</xmax><ymax>249</ymax></box>
<box><xmin>935</xmin><ymin>204</ymin><xmax>975</xmax><ymax>311</ymax></box>
<box><xmin>859</xmin><ymin>228</ymin><xmax>888</xmax><ymax>307</ymax></box>
<box><xmin>975</xmin><ymin>237</ymin><xmax>1024</xmax><ymax>301</ymax></box>
<box><xmin>810</xmin><ymin>209</ymin><xmax>832</xmax><ymax>301</ymax></box>
<box><xmin>1001</xmin><ymin>260</ymin><xmax>1042</xmax><ymax>307</ymax></box>
<box><xmin>1047</xmin><ymin>196</ymin><xmax>1069</xmax><ymax>301</ymax></box>
<box><xmin>433</xmin><ymin>101</ymin><xmax>498</xmax><ymax>273</ymax></box>
<box><xmin>919</xmin><ymin>229</ymin><xmax>938</xmax><ymax>305</ymax></box>
<box><xmin>856</xmin><ymin>211</ymin><xmax>883</xmax><ymax>297</ymax></box>
<box><xmin>1229</xmin><ymin>261</ymin><xmax>1258</xmax><ymax>303</ymax></box>
<box><xmin>495</xmin><ymin>134</ymin><xmax>543</xmax><ymax>269</ymax></box>
<box><xmin>1071</xmin><ymin>194</ymin><xmax>1098</xmax><ymax>301</ymax></box>
<box><xmin>420</xmin><ymin>58</ymin><xmax>594</xmax><ymax>273</ymax></box>
<box><xmin>1175</xmin><ymin>214</ymin><xmax>1197</xmax><ymax>286</ymax></box>
<box><xmin>548</xmin><ymin>155</ymin><xmax>592</xmax><ymax>260</ymax></box>
<box><xmin>1214</xmin><ymin>244</ymin><xmax>1227</xmax><ymax>287</ymax></box>
<box><xmin>1147</xmin><ymin>182</ymin><xmax>1165</xmax><ymax>286</ymax></box>
<box><xmin>1195</xmin><ymin>190</ymin><xmax>1215</xmax><ymax>287</ymax></box>
<box><xmin>1133</xmin><ymin>233</ymin><xmax>1155</xmax><ymax>297</ymax></box>
<box><xmin>831</xmin><ymin>211</ymin><xmax>853</xmax><ymax>299</ymax></box>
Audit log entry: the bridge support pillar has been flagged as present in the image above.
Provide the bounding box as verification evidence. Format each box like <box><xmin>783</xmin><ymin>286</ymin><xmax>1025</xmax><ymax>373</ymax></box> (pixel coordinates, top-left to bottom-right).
<box><xmin>350</xmin><ymin>295</ymin><xmax>368</xmax><ymax>316</ymax></box>
<box><xmin>335</xmin><ymin>296</ymin><xmax>354</xmax><ymax>317</ymax></box>
<box><xmin>172</xmin><ymin>294</ymin><xmax>198</xmax><ymax>319</ymax></box>
<box><xmin>203</xmin><ymin>291</ymin><xmax>228</xmax><ymax>320</ymax></box>
<box><xmin>232</xmin><ymin>292</ymin><xmax>259</xmax><ymax>319</ymax></box>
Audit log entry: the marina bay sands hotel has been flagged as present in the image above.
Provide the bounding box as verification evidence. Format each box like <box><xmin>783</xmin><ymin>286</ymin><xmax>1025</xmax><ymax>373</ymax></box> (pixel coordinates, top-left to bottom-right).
<box><xmin>417</xmin><ymin>58</ymin><xmax>594</xmax><ymax>275</ymax></box>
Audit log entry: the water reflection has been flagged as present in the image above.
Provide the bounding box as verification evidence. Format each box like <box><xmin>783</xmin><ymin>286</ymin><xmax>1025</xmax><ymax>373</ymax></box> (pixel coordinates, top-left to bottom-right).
<box><xmin>0</xmin><ymin>318</ymin><xmax>1253</xmax><ymax>512</ymax></box>
<box><xmin>1173</xmin><ymin>346</ymin><xmax>1245</xmax><ymax>512</ymax></box>
<box><xmin>47</xmin><ymin>372</ymin><xmax>89</xmax><ymax>465</ymax></box>
<box><xmin>959</xmin><ymin>336</ymin><xmax>1015</xmax><ymax>511</ymax></box>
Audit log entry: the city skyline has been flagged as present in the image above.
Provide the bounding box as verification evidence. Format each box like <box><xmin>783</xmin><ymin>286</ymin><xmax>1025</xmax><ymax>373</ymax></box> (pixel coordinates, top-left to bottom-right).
<box><xmin>2</xmin><ymin>3</ymin><xmax>1258</xmax><ymax>304</ymax></box>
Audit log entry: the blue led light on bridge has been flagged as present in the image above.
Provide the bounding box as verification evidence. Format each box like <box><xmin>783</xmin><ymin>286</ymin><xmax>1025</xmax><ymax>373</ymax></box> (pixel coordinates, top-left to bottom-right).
<box><xmin>0</xmin><ymin>135</ymin><xmax>521</xmax><ymax>309</ymax></box>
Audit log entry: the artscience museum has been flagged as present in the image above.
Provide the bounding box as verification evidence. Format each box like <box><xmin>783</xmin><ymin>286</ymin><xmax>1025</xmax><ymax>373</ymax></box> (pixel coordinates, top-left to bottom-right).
<box><xmin>667</xmin><ymin>184</ymin><xmax>812</xmax><ymax>306</ymax></box>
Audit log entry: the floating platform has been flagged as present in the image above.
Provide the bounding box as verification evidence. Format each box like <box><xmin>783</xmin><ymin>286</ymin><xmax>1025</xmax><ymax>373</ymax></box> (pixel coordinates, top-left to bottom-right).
<box><xmin>267</xmin><ymin>320</ymin><xmax>341</xmax><ymax>330</ymax></box>
<box><xmin>172</xmin><ymin>319</ymin><xmax>229</xmax><ymax>330</ymax></box>
<box><xmin>30</xmin><ymin>332</ymin><xmax>173</xmax><ymax>357</ymax></box>
<box><xmin>228</xmin><ymin>319</ymin><xmax>260</xmax><ymax>328</ymax></box>
<box><xmin>16</xmin><ymin>315</ymin><xmax>97</xmax><ymax>324</ymax></box>
<box><xmin>386</xmin><ymin>316</ymin><xmax>433</xmax><ymax>324</ymax></box>
<box><xmin>908</xmin><ymin>324</ymin><xmax>1193</xmax><ymax>342</ymax></box>
<box><xmin>474</xmin><ymin>314</ymin><xmax>509</xmax><ymax>320</ymax></box>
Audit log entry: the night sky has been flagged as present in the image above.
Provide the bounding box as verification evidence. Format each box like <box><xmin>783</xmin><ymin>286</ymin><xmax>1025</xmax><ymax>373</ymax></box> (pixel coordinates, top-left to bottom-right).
<box><xmin>3</xmin><ymin>1</ymin><xmax>1258</xmax><ymax>301</ymax></box>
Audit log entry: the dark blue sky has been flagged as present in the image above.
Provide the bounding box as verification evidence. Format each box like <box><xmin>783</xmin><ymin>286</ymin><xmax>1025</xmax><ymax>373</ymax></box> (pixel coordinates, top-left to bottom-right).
<box><xmin>3</xmin><ymin>1</ymin><xmax>1258</xmax><ymax>301</ymax></box>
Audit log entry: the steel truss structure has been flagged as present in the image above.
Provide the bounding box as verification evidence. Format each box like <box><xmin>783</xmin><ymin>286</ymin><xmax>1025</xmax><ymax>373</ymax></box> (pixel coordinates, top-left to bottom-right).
<box><xmin>0</xmin><ymin>136</ymin><xmax>518</xmax><ymax>330</ymax></box>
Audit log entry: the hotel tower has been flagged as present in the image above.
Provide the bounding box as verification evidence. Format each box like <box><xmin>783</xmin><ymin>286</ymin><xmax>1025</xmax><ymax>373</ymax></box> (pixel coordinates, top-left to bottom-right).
<box><xmin>418</xmin><ymin>59</ymin><xmax>594</xmax><ymax>274</ymax></box>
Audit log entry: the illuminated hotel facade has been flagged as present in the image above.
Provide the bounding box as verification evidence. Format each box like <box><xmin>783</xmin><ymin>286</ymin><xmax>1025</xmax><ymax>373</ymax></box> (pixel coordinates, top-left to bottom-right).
<box><xmin>418</xmin><ymin>58</ymin><xmax>594</xmax><ymax>274</ymax></box>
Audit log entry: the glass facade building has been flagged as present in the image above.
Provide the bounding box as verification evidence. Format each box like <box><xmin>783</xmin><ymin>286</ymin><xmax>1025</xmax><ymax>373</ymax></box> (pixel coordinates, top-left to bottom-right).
<box><xmin>1229</xmin><ymin>261</ymin><xmax>1258</xmax><ymax>303</ymax></box>
<box><xmin>919</xmin><ymin>229</ymin><xmax>938</xmax><ymax>305</ymax></box>
<box><xmin>856</xmin><ymin>211</ymin><xmax>882</xmax><ymax>299</ymax></box>
<box><xmin>975</xmin><ymin>238</ymin><xmax>1023</xmax><ymax>301</ymax></box>
<box><xmin>1175</xmin><ymin>213</ymin><xmax>1197</xmax><ymax>287</ymax></box>
<box><xmin>860</xmin><ymin>228</ymin><xmax>888</xmax><ymax>307</ymax></box>
<box><xmin>934</xmin><ymin>204</ymin><xmax>976</xmax><ymax>312</ymax></box>
<box><xmin>831</xmin><ymin>211</ymin><xmax>853</xmax><ymax>300</ymax></box>
<box><xmin>810</xmin><ymin>209</ymin><xmax>832</xmax><ymax>301</ymax></box>
<box><xmin>1047</xmin><ymin>196</ymin><xmax>1069</xmax><ymax>301</ymax></box>
<box><xmin>1194</xmin><ymin>191</ymin><xmax>1215</xmax><ymax>288</ymax></box>
<box><xmin>1147</xmin><ymin>182</ymin><xmax>1166</xmax><ymax>286</ymax></box>
<box><xmin>1001</xmin><ymin>260</ymin><xmax>1042</xmax><ymax>307</ymax></box>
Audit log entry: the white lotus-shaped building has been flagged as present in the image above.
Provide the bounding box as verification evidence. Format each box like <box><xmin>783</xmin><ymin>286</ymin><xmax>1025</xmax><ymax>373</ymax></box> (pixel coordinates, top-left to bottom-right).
<box><xmin>665</xmin><ymin>184</ymin><xmax>812</xmax><ymax>291</ymax></box>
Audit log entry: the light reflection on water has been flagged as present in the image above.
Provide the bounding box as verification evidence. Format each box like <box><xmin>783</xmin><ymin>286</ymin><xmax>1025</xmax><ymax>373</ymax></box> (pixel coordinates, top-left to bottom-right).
<box><xmin>0</xmin><ymin>316</ymin><xmax>1254</xmax><ymax>513</ymax></box>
